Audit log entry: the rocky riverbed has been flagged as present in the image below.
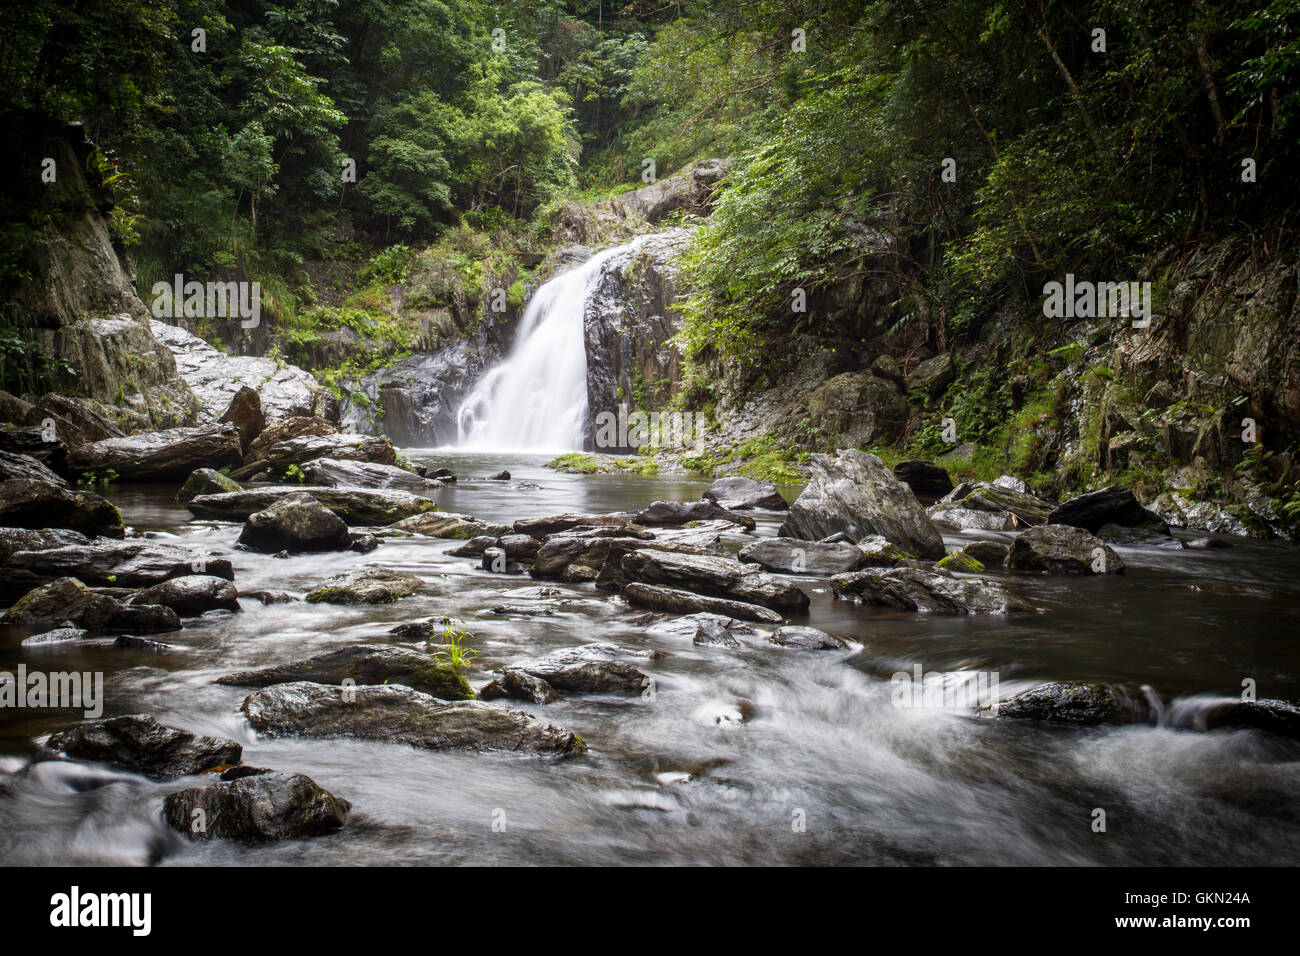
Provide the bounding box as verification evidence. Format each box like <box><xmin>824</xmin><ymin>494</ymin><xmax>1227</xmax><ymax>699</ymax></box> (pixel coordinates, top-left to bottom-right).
<box><xmin>2</xmin><ymin>420</ymin><xmax>1300</xmax><ymax>864</ymax></box>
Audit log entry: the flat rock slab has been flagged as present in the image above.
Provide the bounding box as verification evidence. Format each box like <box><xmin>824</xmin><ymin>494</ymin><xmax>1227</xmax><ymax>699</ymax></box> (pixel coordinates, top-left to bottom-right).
<box><xmin>739</xmin><ymin>537</ymin><xmax>868</xmax><ymax>575</ymax></box>
<box><xmin>635</xmin><ymin>500</ymin><xmax>756</xmax><ymax>530</ymax></box>
<box><xmin>702</xmin><ymin>476</ymin><xmax>787</xmax><ymax>510</ymax></box>
<box><xmin>68</xmin><ymin>424</ymin><xmax>242</xmax><ymax>481</ymax></box>
<box><xmin>779</xmin><ymin>449</ymin><xmax>945</xmax><ymax>558</ymax></box>
<box><xmin>1</xmin><ymin>541</ymin><xmax>232</xmax><ymax>597</ymax></box>
<box><xmin>620</xmin><ymin>548</ymin><xmax>810</xmax><ymax>612</ymax></box>
<box><xmin>622</xmin><ymin>582</ymin><xmax>784</xmax><ymax>624</ymax></box>
<box><xmin>217</xmin><ymin>644</ymin><xmax>473</xmax><ymax>700</ymax></box>
<box><xmin>0</xmin><ymin>450</ymin><xmax>67</xmax><ymax>485</ymax></box>
<box><xmin>189</xmin><ymin>486</ymin><xmax>440</xmax><ymax>525</ymax></box>
<box><xmin>300</xmin><ymin>457</ymin><xmax>440</xmax><ymax>492</ymax></box>
<box><xmin>305</xmin><ymin>568</ymin><xmax>422</xmax><ymax>605</ymax></box>
<box><xmin>0</xmin><ymin>527</ymin><xmax>90</xmax><ymax>564</ymax></box>
<box><xmin>45</xmin><ymin>714</ymin><xmax>242</xmax><ymax>779</ymax></box>
<box><xmin>164</xmin><ymin>770</ymin><xmax>350</xmax><ymax>842</ymax></box>
<box><xmin>388</xmin><ymin>512</ymin><xmax>512</xmax><ymax>538</ymax></box>
<box><xmin>513</xmin><ymin>513</ymin><xmax>639</xmax><ymax>537</ymax></box>
<box><xmin>505</xmin><ymin>642</ymin><xmax>657</xmax><ymax>696</ymax></box>
<box><xmin>831</xmin><ymin>566</ymin><xmax>1033</xmax><ymax>614</ymax></box>
<box><xmin>767</xmin><ymin>625</ymin><xmax>848</xmax><ymax>650</ymax></box>
<box><xmin>241</xmin><ymin>681</ymin><xmax>584</xmax><ymax>755</ymax></box>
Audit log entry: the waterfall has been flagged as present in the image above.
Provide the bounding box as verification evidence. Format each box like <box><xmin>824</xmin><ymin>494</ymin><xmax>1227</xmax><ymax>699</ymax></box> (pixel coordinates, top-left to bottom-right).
<box><xmin>455</xmin><ymin>239</ymin><xmax>642</xmax><ymax>452</ymax></box>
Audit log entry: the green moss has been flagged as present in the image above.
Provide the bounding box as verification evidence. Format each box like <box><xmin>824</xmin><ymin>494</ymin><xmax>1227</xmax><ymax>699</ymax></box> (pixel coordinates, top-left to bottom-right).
<box><xmin>547</xmin><ymin>453</ymin><xmax>659</xmax><ymax>475</ymax></box>
<box><xmin>936</xmin><ymin>551</ymin><xmax>984</xmax><ymax>573</ymax></box>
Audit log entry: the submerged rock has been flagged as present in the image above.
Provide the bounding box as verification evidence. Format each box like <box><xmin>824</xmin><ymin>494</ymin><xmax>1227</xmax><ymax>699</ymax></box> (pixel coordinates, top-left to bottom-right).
<box><xmin>67</xmin><ymin>424</ymin><xmax>243</xmax><ymax>481</ymax></box>
<box><xmin>993</xmin><ymin>682</ymin><xmax>1137</xmax><ymax>725</ymax></box>
<box><xmin>702</xmin><ymin>476</ymin><xmax>787</xmax><ymax>510</ymax></box>
<box><xmin>241</xmin><ymin>681</ymin><xmax>583</xmax><ymax>755</ymax></box>
<box><xmin>128</xmin><ymin>575</ymin><xmax>240</xmax><ymax>615</ymax></box>
<box><xmin>1171</xmin><ymin>697</ymin><xmax>1300</xmax><ymax>740</ymax></box>
<box><xmin>22</xmin><ymin>626</ymin><xmax>89</xmax><ymax>646</ymax></box>
<box><xmin>305</xmin><ymin>568</ymin><xmax>422</xmax><ymax>605</ymax></box>
<box><xmin>622</xmin><ymin>582</ymin><xmax>785</xmax><ymax>624</ymax></box>
<box><xmin>164</xmin><ymin>770</ymin><xmax>350</xmax><ymax>842</ymax></box>
<box><xmin>738</xmin><ymin>537</ymin><xmax>868</xmax><ymax>575</ymax></box>
<box><xmin>0</xmin><ymin>479</ymin><xmax>124</xmax><ymax>538</ymax></box>
<box><xmin>2</xmin><ymin>577</ymin><xmax>181</xmax><ymax>632</ymax></box>
<box><xmin>237</xmin><ymin>492</ymin><xmax>352</xmax><ymax>553</ymax></box>
<box><xmin>779</xmin><ymin>449</ymin><xmax>945</xmax><ymax>558</ymax></box>
<box><xmin>45</xmin><ymin>714</ymin><xmax>242</xmax><ymax>779</ymax></box>
<box><xmin>1005</xmin><ymin>524</ymin><xmax>1124</xmax><ymax>574</ymax></box>
<box><xmin>620</xmin><ymin>548</ymin><xmax>810</xmax><ymax>612</ymax></box>
<box><xmin>831</xmin><ymin>566</ymin><xmax>1032</xmax><ymax>614</ymax></box>
<box><xmin>217</xmin><ymin>644</ymin><xmax>473</xmax><ymax>700</ymax></box>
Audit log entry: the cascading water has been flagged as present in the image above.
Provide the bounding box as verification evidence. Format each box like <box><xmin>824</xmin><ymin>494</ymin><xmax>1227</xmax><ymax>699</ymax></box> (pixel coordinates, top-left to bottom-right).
<box><xmin>455</xmin><ymin>239</ymin><xmax>643</xmax><ymax>452</ymax></box>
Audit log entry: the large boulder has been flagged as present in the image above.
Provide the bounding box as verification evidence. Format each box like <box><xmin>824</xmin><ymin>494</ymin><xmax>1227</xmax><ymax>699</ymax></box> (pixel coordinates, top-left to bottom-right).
<box><xmin>622</xmin><ymin>582</ymin><xmax>785</xmax><ymax>624</ymax></box>
<box><xmin>0</xmin><ymin>450</ymin><xmax>66</xmax><ymax>485</ymax></box>
<box><xmin>128</xmin><ymin>575</ymin><xmax>240</xmax><ymax>615</ymax></box>
<box><xmin>804</xmin><ymin>371</ymin><xmax>907</xmax><ymax>447</ymax></box>
<box><xmin>188</xmin><ymin>486</ymin><xmax>439</xmax><ymax>525</ymax></box>
<box><xmin>217</xmin><ymin>644</ymin><xmax>473</xmax><ymax>700</ymax></box>
<box><xmin>245</xmin><ymin>416</ymin><xmax>337</xmax><ymax>461</ymax></box>
<box><xmin>635</xmin><ymin>500</ymin><xmax>756</xmax><ymax>530</ymax></box>
<box><xmin>235</xmin><ymin>433</ymin><xmax>396</xmax><ymax>480</ymax></box>
<box><xmin>1047</xmin><ymin>485</ymin><xmax>1168</xmax><ymax>533</ymax></box>
<box><xmin>0</xmin><ymin>479</ymin><xmax>123</xmax><ymax>537</ymax></box>
<box><xmin>218</xmin><ymin>386</ymin><xmax>265</xmax><ymax>453</ymax></box>
<box><xmin>45</xmin><ymin>714</ymin><xmax>242</xmax><ymax>779</ymax></box>
<box><xmin>2</xmin><ymin>577</ymin><xmax>181</xmax><ymax>632</ymax></box>
<box><xmin>831</xmin><ymin>566</ymin><xmax>1032</xmax><ymax>614</ymax></box>
<box><xmin>891</xmin><ymin>460</ymin><xmax>953</xmax><ymax>504</ymax></box>
<box><xmin>904</xmin><ymin>352</ymin><xmax>956</xmax><ymax>396</ymax></box>
<box><xmin>241</xmin><ymin>681</ymin><xmax>584</xmax><ymax>755</ymax></box>
<box><xmin>164</xmin><ymin>770</ymin><xmax>349</xmax><ymax>842</ymax></box>
<box><xmin>702</xmin><ymin>476</ymin><xmax>787</xmax><ymax>510</ymax></box>
<box><xmin>1</xmin><ymin>541</ymin><xmax>232</xmax><ymax>596</ymax></box>
<box><xmin>619</xmin><ymin>548</ymin><xmax>810</xmax><ymax>612</ymax></box>
<box><xmin>1005</xmin><ymin>525</ymin><xmax>1124</xmax><ymax>574</ymax></box>
<box><xmin>738</xmin><ymin>537</ymin><xmax>868</xmax><ymax>575</ymax></box>
<box><xmin>305</xmin><ymin>568</ymin><xmax>422</xmax><ymax>604</ymax></box>
<box><xmin>299</xmin><ymin>458</ymin><xmax>440</xmax><ymax>493</ymax></box>
<box><xmin>67</xmin><ymin>424</ymin><xmax>243</xmax><ymax>481</ymax></box>
<box><xmin>237</xmin><ymin>493</ymin><xmax>352</xmax><ymax>553</ymax></box>
<box><xmin>779</xmin><ymin>449</ymin><xmax>945</xmax><ymax>558</ymax></box>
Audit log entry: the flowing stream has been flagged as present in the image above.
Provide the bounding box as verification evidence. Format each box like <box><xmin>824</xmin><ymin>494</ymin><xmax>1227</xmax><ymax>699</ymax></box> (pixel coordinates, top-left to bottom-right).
<box><xmin>2</xmin><ymin>452</ymin><xmax>1299</xmax><ymax>866</ymax></box>
<box><xmin>455</xmin><ymin>239</ymin><xmax>646</xmax><ymax>452</ymax></box>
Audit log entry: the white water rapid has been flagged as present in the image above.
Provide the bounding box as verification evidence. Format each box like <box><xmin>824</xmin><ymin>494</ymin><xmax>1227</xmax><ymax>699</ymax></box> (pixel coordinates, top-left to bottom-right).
<box><xmin>455</xmin><ymin>239</ymin><xmax>642</xmax><ymax>452</ymax></box>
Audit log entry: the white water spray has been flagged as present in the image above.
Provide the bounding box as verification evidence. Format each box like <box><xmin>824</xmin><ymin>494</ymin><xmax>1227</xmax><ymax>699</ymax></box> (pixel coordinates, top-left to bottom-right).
<box><xmin>455</xmin><ymin>240</ymin><xmax>642</xmax><ymax>452</ymax></box>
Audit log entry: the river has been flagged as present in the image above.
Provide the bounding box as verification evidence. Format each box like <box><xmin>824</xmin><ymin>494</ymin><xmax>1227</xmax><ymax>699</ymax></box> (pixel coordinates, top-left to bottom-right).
<box><xmin>2</xmin><ymin>451</ymin><xmax>1299</xmax><ymax>865</ymax></box>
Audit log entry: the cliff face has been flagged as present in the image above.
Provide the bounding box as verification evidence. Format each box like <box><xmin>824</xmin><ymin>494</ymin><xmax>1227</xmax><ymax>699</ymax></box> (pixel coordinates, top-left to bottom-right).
<box><xmin>0</xmin><ymin>112</ymin><xmax>198</xmax><ymax>433</ymax></box>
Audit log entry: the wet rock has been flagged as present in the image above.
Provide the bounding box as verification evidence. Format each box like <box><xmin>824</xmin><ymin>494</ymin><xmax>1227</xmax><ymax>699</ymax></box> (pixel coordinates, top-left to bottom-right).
<box><xmin>767</xmin><ymin>625</ymin><xmax>847</xmax><ymax>650</ymax></box>
<box><xmin>486</xmin><ymin>470</ymin><xmax>511</xmax><ymax>480</ymax></box>
<box><xmin>1186</xmin><ymin>536</ymin><xmax>1232</xmax><ymax>549</ymax></box>
<box><xmin>513</xmin><ymin>512</ymin><xmax>638</xmax><ymax>537</ymax></box>
<box><xmin>164</xmin><ymin>771</ymin><xmax>349</xmax><ymax>842</ymax></box>
<box><xmin>622</xmin><ymin>582</ymin><xmax>785</xmax><ymax>624</ymax></box>
<box><xmin>1096</xmin><ymin>523</ymin><xmax>1186</xmax><ymax>549</ymax></box>
<box><xmin>245</xmin><ymin>416</ymin><xmax>337</xmax><ymax>460</ymax></box>
<box><xmin>128</xmin><ymin>575</ymin><xmax>240</xmax><ymax>615</ymax></box>
<box><xmin>21</xmin><ymin>627</ymin><xmax>89</xmax><ymax>646</ymax></box>
<box><xmin>217</xmin><ymin>644</ymin><xmax>474</xmax><ymax>700</ymax></box>
<box><xmin>532</xmin><ymin>534</ymin><xmax>651</xmax><ymax>581</ymax></box>
<box><xmin>478</xmin><ymin>669</ymin><xmax>562</xmax><ymax>704</ymax></box>
<box><xmin>933</xmin><ymin>483</ymin><xmax>1053</xmax><ymax>526</ymax></box>
<box><xmin>481</xmin><ymin>547</ymin><xmax>512</xmax><ymax>573</ymax></box>
<box><xmin>891</xmin><ymin>460</ymin><xmax>953</xmax><ymax>504</ymax></box>
<box><xmin>0</xmin><ymin>479</ymin><xmax>124</xmax><ymax>538</ymax></box>
<box><xmin>856</xmin><ymin>535</ymin><xmax>914</xmax><ymax>566</ymax></box>
<box><xmin>693</xmin><ymin>619</ymin><xmax>742</xmax><ymax>648</ymax></box>
<box><xmin>447</xmin><ymin>535</ymin><xmax>500</xmax><ymax>557</ymax></box>
<box><xmin>831</xmin><ymin>566</ymin><xmax>1033</xmax><ymax>614</ymax></box>
<box><xmin>1174</xmin><ymin>698</ymin><xmax>1300</xmax><ymax>740</ymax></box>
<box><xmin>114</xmin><ymin>635</ymin><xmax>171</xmax><ymax>650</ymax></box>
<box><xmin>498</xmin><ymin>534</ymin><xmax>541</xmax><ymax>560</ymax></box>
<box><xmin>188</xmin><ymin>486</ymin><xmax>440</xmax><ymax>525</ymax></box>
<box><xmin>176</xmin><ymin>467</ymin><xmax>241</xmax><ymax>504</ymax></box>
<box><xmin>702</xmin><ymin>476</ymin><xmax>787</xmax><ymax>510</ymax></box>
<box><xmin>805</xmin><ymin>371</ymin><xmax>907</xmax><ymax>447</ymax></box>
<box><xmin>387</xmin><ymin>511</ymin><xmax>511</xmax><ymax>538</ymax></box>
<box><xmin>67</xmin><ymin>424</ymin><xmax>243</xmax><ymax>482</ymax></box>
<box><xmin>870</xmin><ymin>353</ymin><xmax>904</xmax><ymax>386</ymax></box>
<box><xmin>2</xmin><ymin>577</ymin><xmax>182</xmax><ymax>632</ymax></box>
<box><xmin>928</xmin><ymin>507</ymin><xmax>1019</xmax><ymax>532</ymax></box>
<box><xmin>738</xmin><ymin>537</ymin><xmax>867</xmax><ymax>575</ymax></box>
<box><xmin>237</xmin><ymin>492</ymin><xmax>351</xmax><ymax>553</ymax></box>
<box><xmin>993</xmin><ymin>682</ymin><xmax>1136</xmax><ymax>725</ymax></box>
<box><xmin>634</xmin><ymin>500</ymin><xmax>756</xmax><ymax>531</ymax></box>
<box><xmin>511</xmin><ymin>643</ymin><xmax>655</xmax><ymax>695</ymax></box>
<box><xmin>489</xmin><ymin>604</ymin><xmax>554</xmax><ymax>616</ymax></box>
<box><xmin>241</xmin><ymin>681</ymin><xmax>583</xmax><ymax>755</ymax></box>
<box><xmin>1048</xmin><ymin>485</ymin><xmax>1168</xmax><ymax>534</ymax></box>
<box><xmin>298</xmin><ymin>457</ymin><xmax>440</xmax><ymax>493</ymax></box>
<box><xmin>961</xmin><ymin>541</ymin><xmax>1010</xmax><ymax>565</ymax></box>
<box><xmin>779</xmin><ymin>449</ymin><xmax>945</xmax><ymax>558</ymax></box>
<box><xmin>305</xmin><ymin>568</ymin><xmax>422</xmax><ymax>604</ymax></box>
<box><xmin>240</xmin><ymin>590</ymin><xmax>296</xmax><ymax>605</ymax></box>
<box><xmin>0</xmin><ymin>527</ymin><xmax>90</xmax><ymax>564</ymax></box>
<box><xmin>935</xmin><ymin>550</ymin><xmax>984</xmax><ymax>572</ymax></box>
<box><xmin>1006</xmin><ymin>525</ymin><xmax>1124</xmax><ymax>574</ymax></box>
<box><xmin>0</xmin><ymin>450</ymin><xmax>66</xmax><ymax>485</ymax></box>
<box><xmin>218</xmin><ymin>386</ymin><xmax>265</xmax><ymax>453</ymax></box>
<box><xmin>991</xmin><ymin>475</ymin><xmax>1031</xmax><ymax>494</ymax></box>
<box><xmin>237</xmin><ymin>433</ymin><xmax>397</xmax><ymax>480</ymax></box>
<box><xmin>904</xmin><ymin>352</ymin><xmax>956</xmax><ymax>396</ymax></box>
<box><xmin>620</xmin><ymin>548</ymin><xmax>810</xmax><ymax>612</ymax></box>
<box><xmin>45</xmin><ymin>714</ymin><xmax>242</xmax><ymax>779</ymax></box>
